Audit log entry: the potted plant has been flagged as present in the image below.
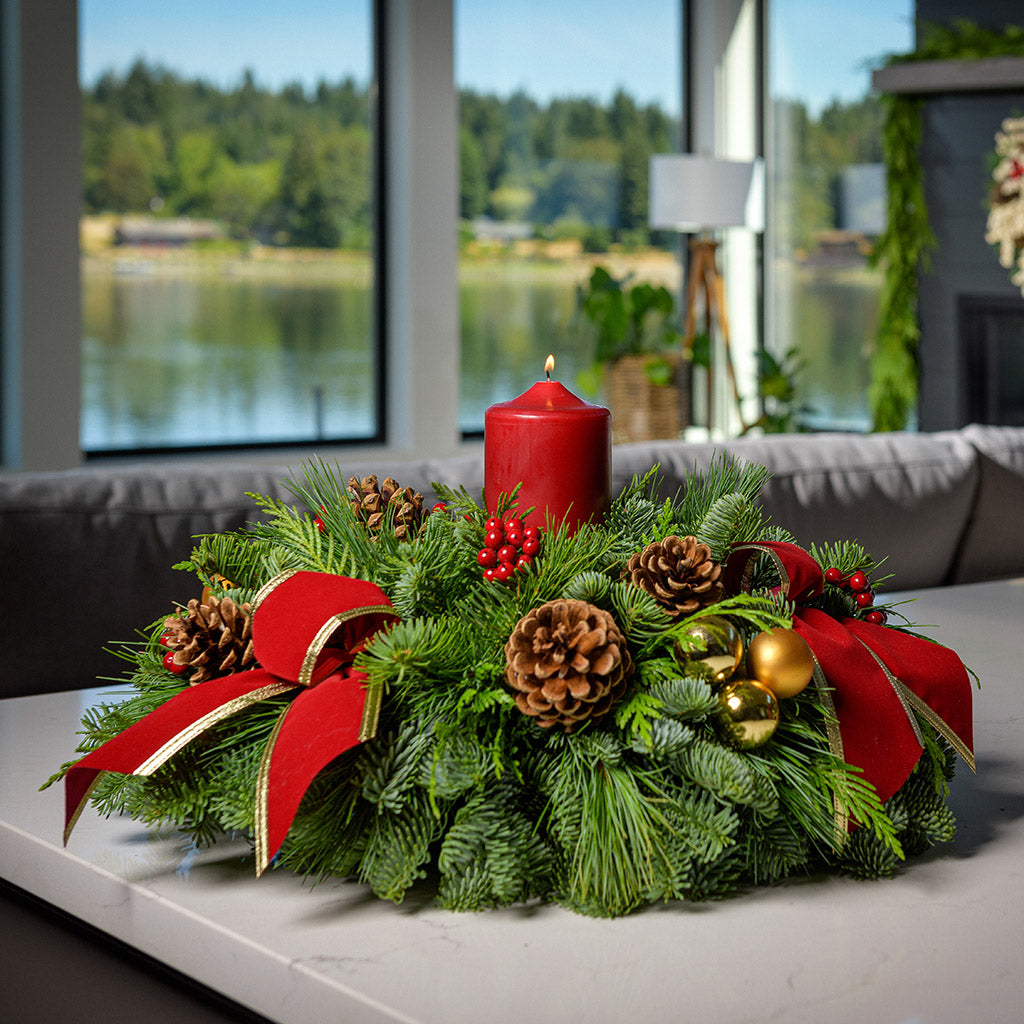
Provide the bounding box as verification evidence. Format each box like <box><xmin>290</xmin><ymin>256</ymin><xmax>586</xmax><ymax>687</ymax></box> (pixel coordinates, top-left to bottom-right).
<box><xmin>575</xmin><ymin>265</ymin><xmax>685</xmax><ymax>443</ymax></box>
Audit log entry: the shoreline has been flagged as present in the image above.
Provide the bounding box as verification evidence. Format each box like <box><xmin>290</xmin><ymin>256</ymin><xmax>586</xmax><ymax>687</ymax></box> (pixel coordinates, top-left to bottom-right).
<box><xmin>82</xmin><ymin>243</ymin><xmax>879</xmax><ymax>290</ymax></box>
<box><xmin>82</xmin><ymin>247</ymin><xmax>684</xmax><ymax>287</ymax></box>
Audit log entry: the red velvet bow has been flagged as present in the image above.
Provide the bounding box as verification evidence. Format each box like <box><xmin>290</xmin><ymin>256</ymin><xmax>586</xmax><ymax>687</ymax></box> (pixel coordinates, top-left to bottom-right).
<box><xmin>64</xmin><ymin>571</ymin><xmax>398</xmax><ymax>874</ymax></box>
<box><xmin>724</xmin><ymin>542</ymin><xmax>974</xmax><ymax>810</ymax></box>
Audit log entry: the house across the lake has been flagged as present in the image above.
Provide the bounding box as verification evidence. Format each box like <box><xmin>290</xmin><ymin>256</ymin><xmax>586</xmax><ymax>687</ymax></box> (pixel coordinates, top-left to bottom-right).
<box><xmin>114</xmin><ymin>216</ymin><xmax>225</xmax><ymax>247</ymax></box>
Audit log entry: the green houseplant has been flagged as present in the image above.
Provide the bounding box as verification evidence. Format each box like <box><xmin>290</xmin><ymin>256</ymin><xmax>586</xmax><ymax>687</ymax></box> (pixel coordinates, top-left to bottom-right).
<box><xmin>575</xmin><ymin>265</ymin><xmax>685</xmax><ymax>442</ymax></box>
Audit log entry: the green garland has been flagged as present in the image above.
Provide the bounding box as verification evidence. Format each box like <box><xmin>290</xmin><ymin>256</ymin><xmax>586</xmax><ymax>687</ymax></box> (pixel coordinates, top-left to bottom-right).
<box><xmin>872</xmin><ymin>20</ymin><xmax>1024</xmax><ymax>430</ymax></box>
<box><xmin>49</xmin><ymin>457</ymin><xmax>961</xmax><ymax>917</ymax></box>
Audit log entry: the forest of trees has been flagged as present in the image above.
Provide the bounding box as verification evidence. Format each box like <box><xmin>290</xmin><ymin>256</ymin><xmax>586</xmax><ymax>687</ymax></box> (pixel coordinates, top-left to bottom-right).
<box><xmin>83</xmin><ymin>60</ymin><xmax>883</xmax><ymax>253</ymax></box>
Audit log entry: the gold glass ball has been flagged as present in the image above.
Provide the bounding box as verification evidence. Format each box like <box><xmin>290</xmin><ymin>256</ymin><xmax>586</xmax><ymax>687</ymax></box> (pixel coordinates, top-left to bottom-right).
<box><xmin>200</xmin><ymin>573</ymin><xmax>237</xmax><ymax>606</ymax></box>
<box><xmin>746</xmin><ymin>627</ymin><xmax>815</xmax><ymax>699</ymax></box>
<box><xmin>673</xmin><ymin>615</ymin><xmax>743</xmax><ymax>683</ymax></box>
<box><xmin>715</xmin><ymin>678</ymin><xmax>780</xmax><ymax>750</ymax></box>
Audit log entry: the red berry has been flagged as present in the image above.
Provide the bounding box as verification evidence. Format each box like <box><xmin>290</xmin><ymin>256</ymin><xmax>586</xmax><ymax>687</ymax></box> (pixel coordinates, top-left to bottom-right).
<box><xmin>515</xmin><ymin>554</ymin><xmax>533</xmax><ymax>571</ymax></box>
<box><xmin>855</xmin><ymin>589</ymin><xmax>874</xmax><ymax>607</ymax></box>
<box><xmin>848</xmin><ymin>571</ymin><xmax>869</xmax><ymax>593</ymax></box>
<box><xmin>865</xmin><ymin>609</ymin><xmax>887</xmax><ymax>625</ymax></box>
<box><xmin>477</xmin><ymin>548</ymin><xmax>497</xmax><ymax>567</ymax></box>
<box><xmin>485</xmin><ymin>517</ymin><xmax>502</xmax><ymax>532</ymax></box>
<box><xmin>484</xmin><ymin>529</ymin><xmax>504</xmax><ymax>549</ymax></box>
<box><xmin>824</xmin><ymin>567</ymin><xmax>843</xmax><ymax>584</ymax></box>
<box><xmin>163</xmin><ymin>650</ymin><xmax>187</xmax><ymax>675</ymax></box>
<box><xmin>504</xmin><ymin>517</ymin><xmax>523</xmax><ymax>534</ymax></box>
<box><xmin>497</xmin><ymin>544</ymin><xmax>518</xmax><ymax>565</ymax></box>
<box><xmin>505</xmin><ymin>528</ymin><xmax>523</xmax><ymax>547</ymax></box>
<box><xmin>482</xmin><ymin>566</ymin><xmax>497</xmax><ymax>583</ymax></box>
<box><xmin>314</xmin><ymin>516</ymin><xmax>326</xmax><ymax>532</ymax></box>
<box><xmin>495</xmin><ymin>562</ymin><xmax>514</xmax><ymax>582</ymax></box>
<box><xmin>158</xmin><ymin>631</ymin><xmax>175</xmax><ymax>648</ymax></box>
<box><xmin>432</xmin><ymin>502</ymin><xmax>447</xmax><ymax>512</ymax></box>
<box><xmin>521</xmin><ymin>536</ymin><xmax>540</xmax><ymax>557</ymax></box>
<box><xmin>523</xmin><ymin>524</ymin><xmax>541</xmax><ymax>540</ymax></box>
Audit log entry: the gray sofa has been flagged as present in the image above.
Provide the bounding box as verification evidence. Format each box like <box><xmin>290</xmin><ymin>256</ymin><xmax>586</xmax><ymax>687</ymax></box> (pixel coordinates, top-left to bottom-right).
<box><xmin>3</xmin><ymin>424</ymin><xmax>1023</xmax><ymax>699</ymax></box>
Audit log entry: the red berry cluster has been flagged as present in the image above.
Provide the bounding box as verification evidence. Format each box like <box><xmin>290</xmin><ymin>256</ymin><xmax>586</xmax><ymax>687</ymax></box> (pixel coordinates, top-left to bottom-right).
<box><xmin>477</xmin><ymin>516</ymin><xmax>541</xmax><ymax>583</ymax></box>
<box><xmin>158</xmin><ymin>631</ymin><xmax>188</xmax><ymax>675</ymax></box>
<box><xmin>824</xmin><ymin>566</ymin><xmax>886</xmax><ymax>624</ymax></box>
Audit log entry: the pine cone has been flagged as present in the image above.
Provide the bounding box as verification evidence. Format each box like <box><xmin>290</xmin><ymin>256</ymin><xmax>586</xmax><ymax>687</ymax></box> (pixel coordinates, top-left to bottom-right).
<box><xmin>346</xmin><ymin>474</ymin><xmax>427</xmax><ymax>540</ymax></box>
<box><xmin>163</xmin><ymin>595</ymin><xmax>255</xmax><ymax>685</ymax></box>
<box><xmin>505</xmin><ymin>599</ymin><xmax>632</xmax><ymax>732</ymax></box>
<box><xmin>625</xmin><ymin>535</ymin><xmax>724</xmax><ymax>617</ymax></box>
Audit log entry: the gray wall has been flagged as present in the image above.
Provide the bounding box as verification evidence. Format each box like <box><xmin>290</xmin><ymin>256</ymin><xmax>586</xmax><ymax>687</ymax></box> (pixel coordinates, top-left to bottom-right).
<box><xmin>917</xmin><ymin>90</ymin><xmax>1024</xmax><ymax>429</ymax></box>
<box><xmin>916</xmin><ymin>1</ymin><xmax>1024</xmax><ymax>30</ymax></box>
<box><xmin>912</xmin><ymin>2</ymin><xmax>1024</xmax><ymax>429</ymax></box>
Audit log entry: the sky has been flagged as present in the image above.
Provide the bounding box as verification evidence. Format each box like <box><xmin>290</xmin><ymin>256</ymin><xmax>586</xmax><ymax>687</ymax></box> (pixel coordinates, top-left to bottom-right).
<box><xmin>80</xmin><ymin>0</ymin><xmax>914</xmax><ymax>117</ymax></box>
<box><xmin>770</xmin><ymin>0</ymin><xmax>913</xmax><ymax>113</ymax></box>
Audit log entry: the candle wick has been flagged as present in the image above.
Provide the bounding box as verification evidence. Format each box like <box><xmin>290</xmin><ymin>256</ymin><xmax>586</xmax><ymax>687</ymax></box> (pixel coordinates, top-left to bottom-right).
<box><xmin>545</xmin><ymin>368</ymin><xmax>551</xmax><ymax>381</ymax></box>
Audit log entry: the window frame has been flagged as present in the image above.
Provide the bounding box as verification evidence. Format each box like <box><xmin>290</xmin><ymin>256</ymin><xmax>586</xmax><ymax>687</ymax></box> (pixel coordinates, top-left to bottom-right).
<box><xmin>3</xmin><ymin>0</ymin><xmax>759</xmax><ymax>469</ymax></box>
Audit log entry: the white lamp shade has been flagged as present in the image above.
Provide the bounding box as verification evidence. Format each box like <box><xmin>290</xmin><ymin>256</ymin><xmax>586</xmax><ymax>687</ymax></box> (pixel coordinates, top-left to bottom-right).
<box><xmin>649</xmin><ymin>154</ymin><xmax>765</xmax><ymax>232</ymax></box>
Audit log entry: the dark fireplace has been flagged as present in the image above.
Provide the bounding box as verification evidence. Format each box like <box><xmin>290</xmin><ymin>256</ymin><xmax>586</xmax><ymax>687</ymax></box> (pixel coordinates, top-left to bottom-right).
<box><xmin>960</xmin><ymin>294</ymin><xmax>1024</xmax><ymax>426</ymax></box>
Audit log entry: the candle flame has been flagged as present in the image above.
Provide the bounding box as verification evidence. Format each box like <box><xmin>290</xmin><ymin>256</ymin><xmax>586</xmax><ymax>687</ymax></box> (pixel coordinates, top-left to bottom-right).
<box><xmin>544</xmin><ymin>354</ymin><xmax>555</xmax><ymax>380</ymax></box>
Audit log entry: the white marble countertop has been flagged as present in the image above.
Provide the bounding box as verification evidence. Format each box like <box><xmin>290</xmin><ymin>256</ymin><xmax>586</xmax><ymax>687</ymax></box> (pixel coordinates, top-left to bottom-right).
<box><xmin>3</xmin><ymin>579</ymin><xmax>1023</xmax><ymax>1024</ymax></box>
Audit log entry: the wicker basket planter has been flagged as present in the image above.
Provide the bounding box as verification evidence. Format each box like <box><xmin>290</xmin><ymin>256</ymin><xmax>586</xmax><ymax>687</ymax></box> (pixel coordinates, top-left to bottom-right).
<box><xmin>605</xmin><ymin>354</ymin><xmax>687</xmax><ymax>444</ymax></box>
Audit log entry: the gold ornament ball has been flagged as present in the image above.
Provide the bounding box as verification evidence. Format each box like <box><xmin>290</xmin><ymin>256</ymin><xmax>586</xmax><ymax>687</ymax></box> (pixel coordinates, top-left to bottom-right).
<box><xmin>747</xmin><ymin>627</ymin><xmax>815</xmax><ymax>699</ymax></box>
<box><xmin>200</xmin><ymin>573</ymin><xmax>237</xmax><ymax>606</ymax></box>
<box><xmin>673</xmin><ymin>615</ymin><xmax>743</xmax><ymax>683</ymax></box>
<box><xmin>715</xmin><ymin>679</ymin><xmax>780</xmax><ymax>750</ymax></box>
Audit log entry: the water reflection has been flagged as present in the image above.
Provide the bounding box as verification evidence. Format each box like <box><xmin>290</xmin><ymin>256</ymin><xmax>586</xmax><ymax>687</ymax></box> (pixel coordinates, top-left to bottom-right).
<box><xmin>82</xmin><ymin>261</ymin><xmax>880</xmax><ymax>450</ymax></box>
<box><xmin>82</xmin><ymin>266</ymin><xmax>377</xmax><ymax>450</ymax></box>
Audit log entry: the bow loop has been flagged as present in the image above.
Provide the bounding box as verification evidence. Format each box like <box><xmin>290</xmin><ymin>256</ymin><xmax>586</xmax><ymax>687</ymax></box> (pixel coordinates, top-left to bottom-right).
<box><xmin>65</xmin><ymin>572</ymin><xmax>399</xmax><ymax>871</ymax></box>
<box><xmin>724</xmin><ymin>541</ymin><xmax>824</xmax><ymax>604</ymax></box>
<box><xmin>252</xmin><ymin>572</ymin><xmax>397</xmax><ymax>686</ymax></box>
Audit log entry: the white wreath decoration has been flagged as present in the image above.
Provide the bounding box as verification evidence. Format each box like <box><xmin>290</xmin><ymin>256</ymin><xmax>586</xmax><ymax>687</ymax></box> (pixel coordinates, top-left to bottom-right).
<box><xmin>984</xmin><ymin>116</ymin><xmax>1024</xmax><ymax>297</ymax></box>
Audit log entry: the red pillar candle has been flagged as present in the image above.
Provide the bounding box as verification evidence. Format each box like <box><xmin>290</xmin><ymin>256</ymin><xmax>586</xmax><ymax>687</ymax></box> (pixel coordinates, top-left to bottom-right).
<box><xmin>484</xmin><ymin>356</ymin><xmax>611</xmax><ymax>533</ymax></box>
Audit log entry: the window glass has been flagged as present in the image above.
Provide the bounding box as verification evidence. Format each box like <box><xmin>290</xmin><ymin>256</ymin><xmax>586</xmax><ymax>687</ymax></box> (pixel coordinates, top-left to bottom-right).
<box><xmin>768</xmin><ymin>0</ymin><xmax>912</xmax><ymax>430</ymax></box>
<box><xmin>79</xmin><ymin>1</ymin><xmax>377</xmax><ymax>452</ymax></box>
<box><xmin>455</xmin><ymin>0</ymin><xmax>682</xmax><ymax>430</ymax></box>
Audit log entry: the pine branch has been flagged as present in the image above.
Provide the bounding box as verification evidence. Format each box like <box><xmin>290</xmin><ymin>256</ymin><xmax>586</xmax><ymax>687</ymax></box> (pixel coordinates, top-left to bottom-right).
<box><xmin>358</xmin><ymin>789</ymin><xmax>443</xmax><ymax>902</ymax></box>
<box><xmin>437</xmin><ymin>781</ymin><xmax>551</xmax><ymax>910</ymax></box>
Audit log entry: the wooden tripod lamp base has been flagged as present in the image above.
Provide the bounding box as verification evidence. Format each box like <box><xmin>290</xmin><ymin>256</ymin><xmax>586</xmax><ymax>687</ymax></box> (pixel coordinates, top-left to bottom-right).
<box><xmin>682</xmin><ymin>236</ymin><xmax>749</xmax><ymax>434</ymax></box>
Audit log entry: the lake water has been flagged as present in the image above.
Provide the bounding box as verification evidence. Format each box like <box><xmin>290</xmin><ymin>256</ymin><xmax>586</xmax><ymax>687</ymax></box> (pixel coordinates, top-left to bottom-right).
<box><xmin>81</xmin><ymin>259</ymin><xmax>878</xmax><ymax>452</ymax></box>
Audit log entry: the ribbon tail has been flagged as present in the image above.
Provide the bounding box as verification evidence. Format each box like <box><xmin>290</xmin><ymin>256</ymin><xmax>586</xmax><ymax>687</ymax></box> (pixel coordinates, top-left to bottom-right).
<box><xmin>254</xmin><ymin>668</ymin><xmax>379</xmax><ymax>876</ymax></box>
<box><xmin>64</xmin><ymin>670</ymin><xmax>298</xmax><ymax>844</ymax></box>
<box><xmin>794</xmin><ymin>609</ymin><xmax>925</xmax><ymax>806</ymax></box>
<box><xmin>897</xmin><ymin>684</ymin><xmax>976</xmax><ymax>774</ymax></box>
<box><xmin>844</xmin><ymin>617</ymin><xmax>975</xmax><ymax>773</ymax></box>
<box><xmin>807</xmin><ymin>655</ymin><xmax>851</xmax><ymax>842</ymax></box>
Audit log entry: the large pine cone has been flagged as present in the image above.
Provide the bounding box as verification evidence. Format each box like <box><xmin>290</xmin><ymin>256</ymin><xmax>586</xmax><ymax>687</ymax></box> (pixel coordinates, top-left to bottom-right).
<box><xmin>163</xmin><ymin>595</ymin><xmax>255</xmax><ymax>685</ymax></box>
<box><xmin>625</xmin><ymin>534</ymin><xmax>724</xmax><ymax>617</ymax></box>
<box><xmin>347</xmin><ymin>475</ymin><xmax>427</xmax><ymax>541</ymax></box>
<box><xmin>505</xmin><ymin>599</ymin><xmax>632</xmax><ymax>732</ymax></box>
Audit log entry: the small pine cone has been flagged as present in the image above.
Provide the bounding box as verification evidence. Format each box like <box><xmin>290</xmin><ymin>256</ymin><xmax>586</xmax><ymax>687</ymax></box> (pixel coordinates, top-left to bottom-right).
<box><xmin>625</xmin><ymin>534</ymin><xmax>724</xmax><ymax>617</ymax></box>
<box><xmin>163</xmin><ymin>595</ymin><xmax>255</xmax><ymax>685</ymax></box>
<box><xmin>346</xmin><ymin>474</ymin><xmax>427</xmax><ymax>540</ymax></box>
<box><xmin>505</xmin><ymin>599</ymin><xmax>632</xmax><ymax>732</ymax></box>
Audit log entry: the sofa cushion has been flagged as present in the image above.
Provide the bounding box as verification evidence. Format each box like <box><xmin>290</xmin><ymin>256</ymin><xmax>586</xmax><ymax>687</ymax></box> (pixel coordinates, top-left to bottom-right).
<box><xmin>613</xmin><ymin>430</ymin><xmax>979</xmax><ymax>592</ymax></box>
<box><xmin>952</xmin><ymin>424</ymin><xmax>1024</xmax><ymax>584</ymax></box>
<box><xmin>0</xmin><ymin>464</ymin><xmax>293</xmax><ymax>698</ymax></box>
<box><xmin>0</xmin><ymin>455</ymin><xmax>486</xmax><ymax>698</ymax></box>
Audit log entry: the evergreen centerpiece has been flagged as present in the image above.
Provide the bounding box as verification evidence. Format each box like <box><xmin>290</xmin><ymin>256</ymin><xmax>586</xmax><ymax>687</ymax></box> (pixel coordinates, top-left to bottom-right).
<box><xmin>48</xmin><ymin>457</ymin><xmax>974</xmax><ymax>918</ymax></box>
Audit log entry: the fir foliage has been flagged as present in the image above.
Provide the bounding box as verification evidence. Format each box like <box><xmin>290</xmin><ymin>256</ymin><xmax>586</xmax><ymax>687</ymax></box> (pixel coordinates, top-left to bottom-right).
<box><xmin>53</xmin><ymin>454</ymin><xmax>969</xmax><ymax>917</ymax></box>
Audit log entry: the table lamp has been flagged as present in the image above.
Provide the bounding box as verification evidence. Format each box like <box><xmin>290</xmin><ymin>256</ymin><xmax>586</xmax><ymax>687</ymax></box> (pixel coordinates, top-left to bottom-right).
<box><xmin>649</xmin><ymin>153</ymin><xmax>764</xmax><ymax>432</ymax></box>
